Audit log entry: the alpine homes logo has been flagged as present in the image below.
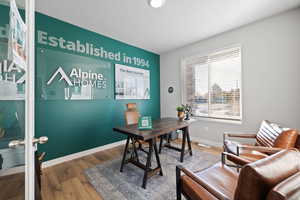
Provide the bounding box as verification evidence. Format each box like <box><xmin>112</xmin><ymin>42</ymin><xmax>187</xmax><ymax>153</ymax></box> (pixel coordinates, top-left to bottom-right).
<box><xmin>47</xmin><ymin>67</ymin><xmax>73</xmax><ymax>86</ymax></box>
<box><xmin>47</xmin><ymin>67</ymin><xmax>107</xmax><ymax>89</ymax></box>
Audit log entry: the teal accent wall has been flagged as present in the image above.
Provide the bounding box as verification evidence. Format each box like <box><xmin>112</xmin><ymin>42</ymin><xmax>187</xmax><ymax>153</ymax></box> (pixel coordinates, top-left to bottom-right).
<box><xmin>35</xmin><ymin>13</ymin><xmax>160</xmax><ymax>161</ymax></box>
<box><xmin>0</xmin><ymin>5</ymin><xmax>160</xmax><ymax>161</ymax></box>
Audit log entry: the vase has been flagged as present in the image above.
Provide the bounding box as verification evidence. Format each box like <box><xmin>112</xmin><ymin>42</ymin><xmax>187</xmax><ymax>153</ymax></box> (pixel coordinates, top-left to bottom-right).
<box><xmin>177</xmin><ymin>111</ymin><xmax>185</xmax><ymax>121</ymax></box>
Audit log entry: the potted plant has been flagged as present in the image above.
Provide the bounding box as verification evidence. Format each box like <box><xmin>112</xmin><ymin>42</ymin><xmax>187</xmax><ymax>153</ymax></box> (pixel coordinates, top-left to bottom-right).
<box><xmin>176</xmin><ymin>106</ymin><xmax>185</xmax><ymax>121</ymax></box>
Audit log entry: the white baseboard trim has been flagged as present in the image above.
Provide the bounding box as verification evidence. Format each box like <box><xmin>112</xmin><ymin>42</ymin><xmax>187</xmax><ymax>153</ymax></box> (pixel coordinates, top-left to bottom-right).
<box><xmin>0</xmin><ymin>140</ymin><xmax>126</xmax><ymax>176</ymax></box>
<box><xmin>0</xmin><ymin>138</ymin><xmax>221</xmax><ymax>176</ymax></box>
<box><xmin>0</xmin><ymin>165</ymin><xmax>25</xmax><ymax>177</ymax></box>
<box><xmin>176</xmin><ymin>134</ymin><xmax>222</xmax><ymax>147</ymax></box>
<box><xmin>195</xmin><ymin>139</ymin><xmax>223</xmax><ymax>147</ymax></box>
<box><xmin>43</xmin><ymin>140</ymin><xmax>126</xmax><ymax>168</ymax></box>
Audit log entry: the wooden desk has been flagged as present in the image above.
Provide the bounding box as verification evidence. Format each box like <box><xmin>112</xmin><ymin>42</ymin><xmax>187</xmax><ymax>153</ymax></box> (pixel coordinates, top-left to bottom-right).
<box><xmin>113</xmin><ymin>118</ymin><xmax>193</xmax><ymax>189</ymax></box>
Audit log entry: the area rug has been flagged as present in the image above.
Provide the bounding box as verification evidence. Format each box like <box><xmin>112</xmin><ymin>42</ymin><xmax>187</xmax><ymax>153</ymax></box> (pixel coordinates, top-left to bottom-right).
<box><xmin>84</xmin><ymin>147</ymin><xmax>220</xmax><ymax>200</ymax></box>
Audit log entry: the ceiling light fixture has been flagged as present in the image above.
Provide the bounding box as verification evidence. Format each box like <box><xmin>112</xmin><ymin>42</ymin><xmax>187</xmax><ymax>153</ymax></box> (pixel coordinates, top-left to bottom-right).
<box><xmin>149</xmin><ymin>0</ymin><xmax>166</xmax><ymax>8</ymax></box>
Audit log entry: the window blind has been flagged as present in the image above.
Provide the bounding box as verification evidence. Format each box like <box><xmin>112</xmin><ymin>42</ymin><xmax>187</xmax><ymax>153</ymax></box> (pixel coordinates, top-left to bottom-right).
<box><xmin>183</xmin><ymin>47</ymin><xmax>242</xmax><ymax>121</ymax></box>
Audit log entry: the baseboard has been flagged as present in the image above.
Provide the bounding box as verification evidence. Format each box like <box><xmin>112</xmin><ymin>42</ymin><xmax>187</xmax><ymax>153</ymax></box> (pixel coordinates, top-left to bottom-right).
<box><xmin>0</xmin><ymin>138</ymin><xmax>220</xmax><ymax>176</ymax></box>
<box><xmin>195</xmin><ymin>138</ymin><xmax>223</xmax><ymax>147</ymax></box>
<box><xmin>0</xmin><ymin>140</ymin><xmax>126</xmax><ymax>176</ymax></box>
<box><xmin>43</xmin><ymin>140</ymin><xmax>126</xmax><ymax>168</ymax></box>
<box><xmin>0</xmin><ymin>165</ymin><xmax>24</xmax><ymax>177</ymax></box>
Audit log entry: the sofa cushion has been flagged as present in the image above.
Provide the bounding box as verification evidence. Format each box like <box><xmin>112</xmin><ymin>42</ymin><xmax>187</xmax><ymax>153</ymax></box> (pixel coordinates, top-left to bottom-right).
<box><xmin>181</xmin><ymin>162</ymin><xmax>238</xmax><ymax>200</ymax></box>
<box><xmin>181</xmin><ymin>176</ymin><xmax>218</xmax><ymax>200</ymax></box>
<box><xmin>256</xmin><ymin>120</ymin><xmax>284</xmax><ymax>147</ymax></box>
<box><xmin>274</xmin><ymin>130</ymin><xmax>299</xmax><ymax>149</ymax></box>
<box><xmin>234</xmin><ymin>150</ymin><xmax>300</xmax><ymax>200</ymax></box>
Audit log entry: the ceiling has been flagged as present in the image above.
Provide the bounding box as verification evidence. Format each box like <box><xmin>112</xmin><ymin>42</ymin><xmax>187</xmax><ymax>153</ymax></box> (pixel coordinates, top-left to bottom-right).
<box><xmin>36</xmin><ymin>0</ymin><xmax>300</xmax><ymax>54</ymax></box>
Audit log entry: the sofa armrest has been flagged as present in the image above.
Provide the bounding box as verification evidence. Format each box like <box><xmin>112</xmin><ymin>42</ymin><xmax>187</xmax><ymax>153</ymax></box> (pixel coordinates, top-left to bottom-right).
<box><xmin>237</xmin><ymin>144</ymin><xmax>284</xmax><ymax>154</ymax></box>
<box><xmin>176</xmin><ymin>165</ymin><xmax>230</xmax><ymax>200</ymax></box>
<box><xmin>224</xmin><ymin>132</ymin><xmax>257</xmax><ymax>139</ymax></box>
<box><xmin>223</xmin><ymin>132</ymin><xmax>257</xmax><ymax>147</ymax></box>
<box><xmin>222</xmin><ymin>152</ymin><xmax>251</xmax><ymax>166</ymax></box>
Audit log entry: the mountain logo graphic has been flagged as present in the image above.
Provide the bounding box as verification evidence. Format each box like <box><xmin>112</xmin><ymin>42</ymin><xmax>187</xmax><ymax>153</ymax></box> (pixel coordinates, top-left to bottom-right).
<box><xmin>47</xmin><ymin>67</ymin><xmax>73</xmax><ymax>86</ymax></box>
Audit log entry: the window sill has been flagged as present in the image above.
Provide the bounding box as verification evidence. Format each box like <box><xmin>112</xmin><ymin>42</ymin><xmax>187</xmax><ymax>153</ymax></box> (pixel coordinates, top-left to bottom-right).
<box><xmin>191</xmin><ymin>116</ymin><xmax>243</xmax><ymax>125</ymax></box>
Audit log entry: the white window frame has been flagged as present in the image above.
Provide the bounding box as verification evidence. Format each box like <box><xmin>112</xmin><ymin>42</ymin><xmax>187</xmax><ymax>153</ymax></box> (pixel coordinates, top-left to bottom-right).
<box><xmin>181</xmin><ymin>45</ymin><xmax>243</xmax><ymax>124</ymax></box>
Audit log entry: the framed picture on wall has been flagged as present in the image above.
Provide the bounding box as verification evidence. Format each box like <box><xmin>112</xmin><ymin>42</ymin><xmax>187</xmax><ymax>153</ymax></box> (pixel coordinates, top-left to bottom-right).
<box><xmin>115</xmin><ymin>64</ymin><xmax>150</xmax><ymax>99</ymax></box>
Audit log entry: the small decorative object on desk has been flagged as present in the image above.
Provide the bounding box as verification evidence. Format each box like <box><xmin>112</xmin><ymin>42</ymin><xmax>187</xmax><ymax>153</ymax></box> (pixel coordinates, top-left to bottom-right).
<box><xmin>138</xmin><ymin>116</ymin><xmax>152</xmax><ymax>130</ymax></box>
<box><xmin>176</xmin><ymin>106</ymin><xmax>185</xmax><ymax>121</ymax></box>
<box><xmin>183</xmin><ymin>104</ymin><xmax>192</xmax><ymax>120</ymax></box>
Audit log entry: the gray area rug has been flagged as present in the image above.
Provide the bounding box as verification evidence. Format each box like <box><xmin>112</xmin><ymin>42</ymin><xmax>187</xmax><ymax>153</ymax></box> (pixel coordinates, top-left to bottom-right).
<box><xmin>84</xmin><ymin>147</ymin><xmax>220</xmax><ymax>200</ymax></box>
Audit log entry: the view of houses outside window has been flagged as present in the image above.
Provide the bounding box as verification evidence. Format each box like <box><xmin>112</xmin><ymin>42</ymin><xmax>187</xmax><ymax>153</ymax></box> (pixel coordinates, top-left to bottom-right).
<box><xmin>183</xmin><ymin>47</ymin><xmax>241</xmax><ymax>121</ymax></box>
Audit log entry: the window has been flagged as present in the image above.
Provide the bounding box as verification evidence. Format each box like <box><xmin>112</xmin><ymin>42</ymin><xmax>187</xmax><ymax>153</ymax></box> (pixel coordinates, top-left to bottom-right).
<box><xmin>182</xmin><ymin>47</ymin><xmax>242</xmax><ymax>121</ymax></box>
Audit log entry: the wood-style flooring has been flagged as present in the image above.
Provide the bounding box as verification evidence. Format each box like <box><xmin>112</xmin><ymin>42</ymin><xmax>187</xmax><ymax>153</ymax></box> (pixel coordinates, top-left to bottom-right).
<box><xmin>0</xmin><ymin>140</ymin><xmax>222</xmax><ymax>200</ymax></box>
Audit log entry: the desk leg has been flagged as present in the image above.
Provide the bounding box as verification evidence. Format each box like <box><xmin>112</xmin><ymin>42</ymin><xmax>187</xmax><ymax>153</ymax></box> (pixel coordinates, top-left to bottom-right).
<box><xmin>186</xmin><ymin>127</ymin><xmax>193</xmax><ymax>156</ymax></box>
<box><xmin>153</xmin><ymin>138</ymin><xmax>163</xmax><ymax>176</ymax></box>
<box><xmin>159</xmin><ymin>136</ymin><xmax>163</xmax><ymax>154</ymax></box>
<box><xmin>180</xmin><ymin>131</ymin><xmax>187</xmax><ymax>163</ymax></box>
<box><xmin>132</xmin><ymin>138</ymin><xmax>140</xmax><ymax>162</ymax></box>
<box><xmin>167</xmin><ymin>133</ymin><xmax>171</xmax><ymax>144</ymax></box>
<box><xmin>142</xmin><ymin>139</ymin><xmax>153</xmax><ymax>189</ymax></box>
<box><xmin>120</xmin><ymin>136</ymin><xmax>130</xmax><ymax>172</ymax></box>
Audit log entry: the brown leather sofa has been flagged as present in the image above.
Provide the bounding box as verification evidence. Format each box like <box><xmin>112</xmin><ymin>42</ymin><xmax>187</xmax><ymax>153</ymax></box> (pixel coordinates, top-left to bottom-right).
<box><xmin>176</xmin><ymin>150</ymin><xmax>300</xmax><ymax>200</ymax></box>
<box><xmin>223</xmin><ymin>120</ymin><xmax>300</xmax><ymax>168</ymax></box>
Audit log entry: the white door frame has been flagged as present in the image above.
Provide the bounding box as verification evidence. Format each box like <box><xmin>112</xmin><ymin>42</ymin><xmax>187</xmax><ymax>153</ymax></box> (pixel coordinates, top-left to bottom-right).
<box><xmin>25</xmin><ymin>0</ymin><xmax>35</xmax><ymax>199</ymax></box>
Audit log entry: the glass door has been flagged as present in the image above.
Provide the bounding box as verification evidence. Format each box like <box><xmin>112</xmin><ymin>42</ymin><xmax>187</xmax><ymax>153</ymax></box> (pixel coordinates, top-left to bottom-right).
<box><xmin>0</xmin><ymin>0</ymin><xmax>26</xmax><ymax>198</ymax></box>
<box><xmin>0</xmin><ymin>0</ymin><xmax>46</xmax><ymax>199</ymax></box>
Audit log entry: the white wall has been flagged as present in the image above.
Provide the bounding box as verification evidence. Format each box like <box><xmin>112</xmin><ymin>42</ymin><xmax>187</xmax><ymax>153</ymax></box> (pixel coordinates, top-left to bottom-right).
<box><xmin>160</xmin><ymin>8</ymin><xmax>300</xmax><ymax>146</ymax></box>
